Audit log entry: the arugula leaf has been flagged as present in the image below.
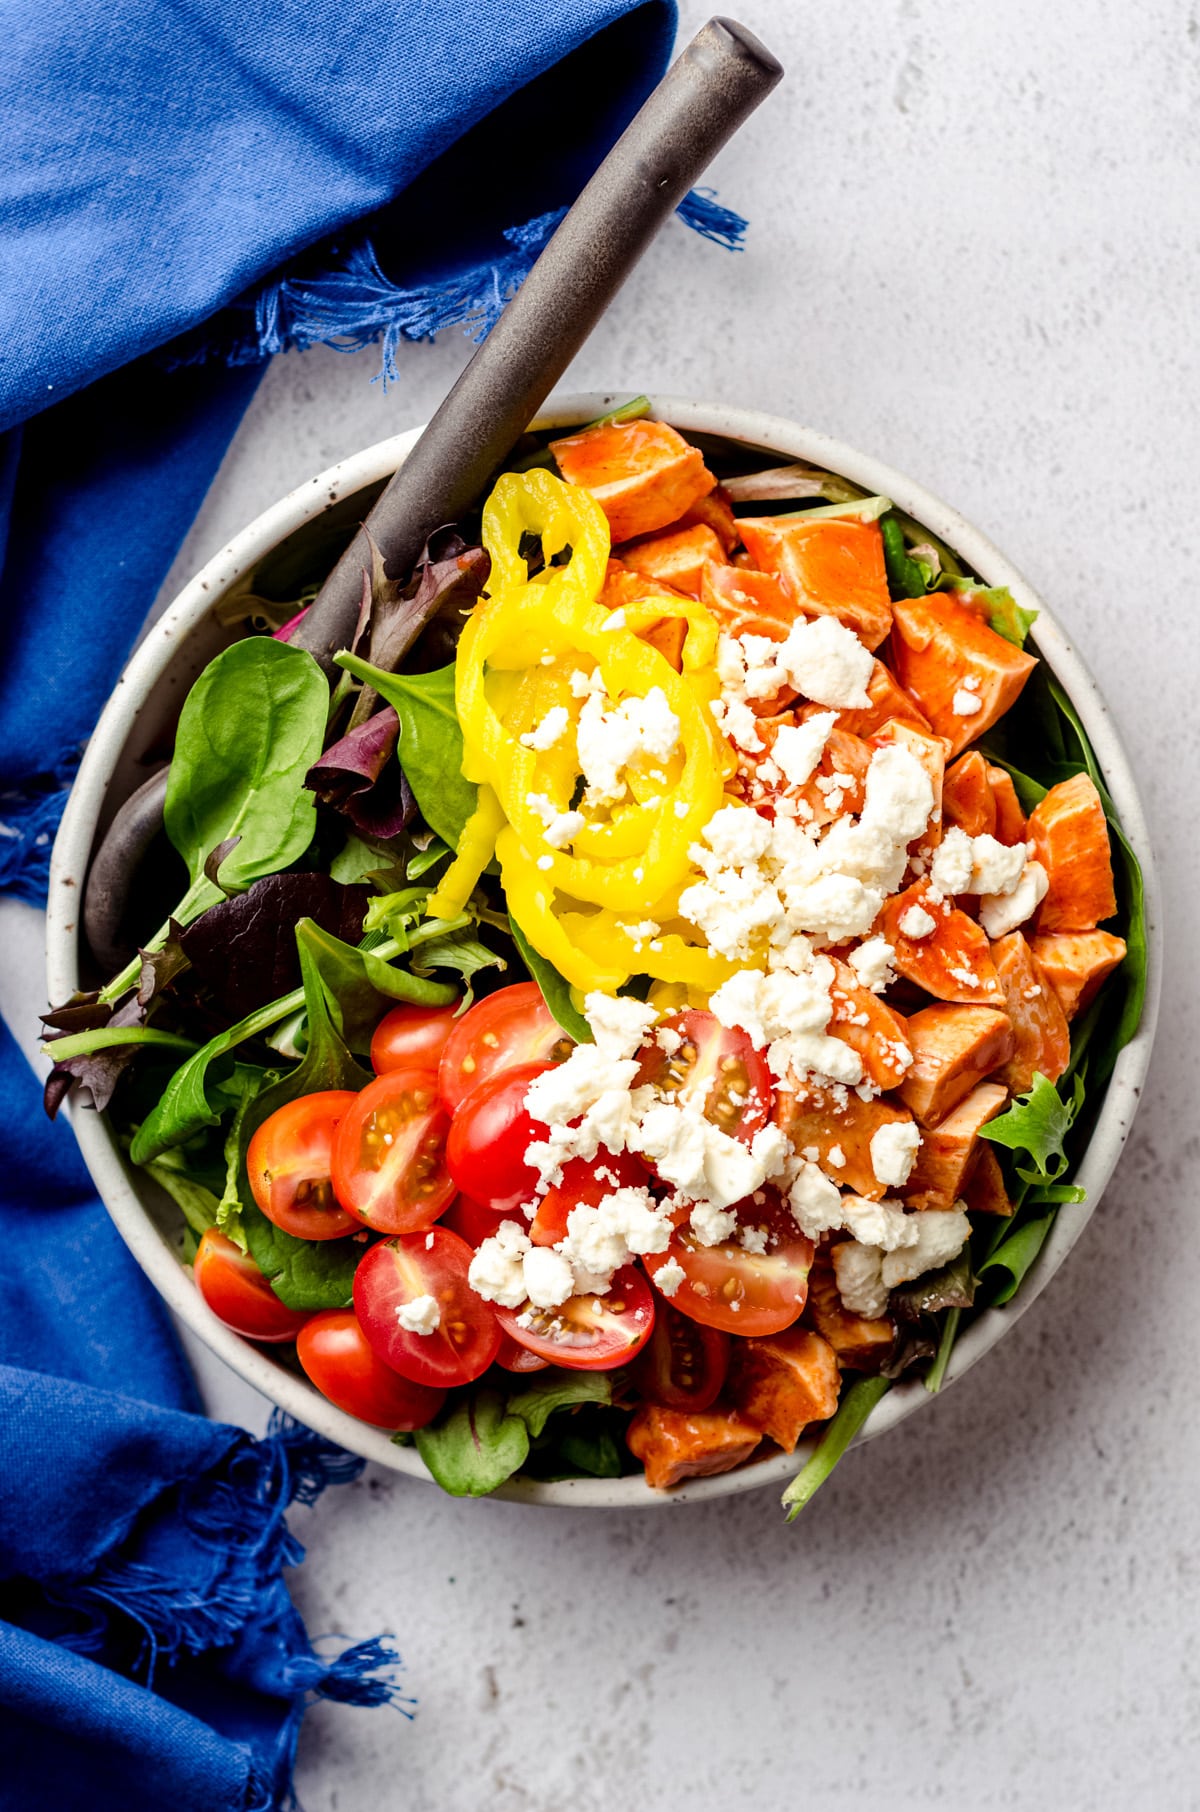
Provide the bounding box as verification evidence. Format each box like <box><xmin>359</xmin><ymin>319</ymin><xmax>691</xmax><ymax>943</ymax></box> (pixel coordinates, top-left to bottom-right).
<box><xmin>981</xmin><ymin>1071</ymin><xmax>1084</xmax><ymax>1185</ymax></box>
<box><xmin>412</xmin><ymin>926</ymin><xmax>506</xmax><ymax>1004</ymax></box>
<box><xmin>880</xmin><ymin>513</ymin><xmax>929</xmax><ymax>599</ymax></box>
<box><xmin>781</xmin><ymin>1376</ymin><xmax>890</xmax><ymax>1522</ymax></box>
<box><xmin>334</xmin><ymin>655</ymin><xmax>477</xmax><ymax>849</ymax></box>
<box><xmin>143</xmin><ymin>1158</ymin><xmax>220</xmax><ymax>1241</ymax></box>
<box><xmin>240</xmin><ymin>1201</ymin><xmax>362</xmax><ymax>1311</ymax></box>
<box><xmin>508</xmin><ymin>917</ymin><xmax>591</xmax><ymax>1042</ymax></box>
<box><xmin>298</xmin><ymin>918</ymin><xmax>456</xmax><ymax>1052</ymax></box>
<box><xmin>128</xmin><ymin>989</ymin><xmax>304</xmax><ymax>1163</ymax></box>
<box><xmin>413</xmin><ymin>1390</ymin><xmax>530</xmax><ymax>1496</ymax></box>
<box><xmin>506</xmin><ymin>1370</ymin><xmax>612</xmax><ymax>1439</ymax></box>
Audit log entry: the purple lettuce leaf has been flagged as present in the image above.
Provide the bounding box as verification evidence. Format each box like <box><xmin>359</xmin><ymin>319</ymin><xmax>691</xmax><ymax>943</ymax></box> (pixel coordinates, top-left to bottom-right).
<box><xmin>178</xmin><ymin>872</ymin><xmax>370</xmax><ymax>1020</ymax></box>
<box><xmin>305</xmin><ymin>705</ymin><xmax>415</xmax><ymax>840</ymax></box>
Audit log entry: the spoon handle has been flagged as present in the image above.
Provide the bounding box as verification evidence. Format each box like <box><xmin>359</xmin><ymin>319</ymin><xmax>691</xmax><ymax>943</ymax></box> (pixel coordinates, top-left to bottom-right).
<box><xmin>293</xmin><ymin>16</ymin><xmax>782</xmax><ymax>672</ymax></box>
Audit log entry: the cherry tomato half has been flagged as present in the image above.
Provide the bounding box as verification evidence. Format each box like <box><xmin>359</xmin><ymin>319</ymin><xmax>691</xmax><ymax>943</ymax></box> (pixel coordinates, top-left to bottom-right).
<box><xmin>632</xmin><ymin>1299</ymin><xmax>730</xmax><ymax>1410</ymax></box>
<box><xmin>247</xmin><ymin>1090</ymin><xmax>359</xmax><ymax>1240</ymax></box>
<box><xmin>495</xmin><ymin>1331</ymin><xmax>551</xmax><ymax>1374</ymax></box>
<box><xmin>194</xmin><ymin>1228</ymin><xmax>310</xmax><ymax>1343</ymax></box>
<box><xmin>529</xmin><ymin>1150</ymin><xmax>651</xmax><ymax>1247</ymax></box>
<box><xmin>354</xmin><ymin>1227</ymin><xmax>501</xmax><ymax>1388</ymax></box>
<box><xmin>441</xmin><ymin>1193</ymin><xmax>513</xmax><ymax>1247</ymax></box>
<box><xmin>297</xmin><ymin>1309</ymin><xmax>446</xmax><ymax>1428</ymax></box>
<box><xmin>371</xmin><ymin>1002</ymin><xmax>460</xmax><ymax>1077</ymax></box>
<box><xmin>643</xmin><ymin>1191</ymin><xmax>814</xmax><ymax>1336</ymax></box>
<box><xmin>331</xmin><ymin>1068</ymin><xmax>454</xmax><ymax>1235</ymax></box>
<box><xmin>437</xmin><ymin>982</ymin><xmax>573</xmax><ymax>1114</ymax></box>
<box><xmin>634</xmin><ymin>1009</ymin><xmax>773</xmax><ymax>1143</ymax></box>
<box><xmin>446</xmin><ymin>1061</ymin><xmax>554</xmax><ymax>1213</ymax></box>
<box><xmin>495</xmin><ymin>1264</ymin><xmax>655</xmax><ymax>1372</ymax></box>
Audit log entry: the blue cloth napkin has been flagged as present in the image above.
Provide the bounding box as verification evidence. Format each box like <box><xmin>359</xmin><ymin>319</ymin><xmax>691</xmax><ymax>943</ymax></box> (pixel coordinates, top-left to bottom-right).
<box><xmin>0</xmin><ymin>1</ymin><xmax>723</xmax><ymax>1804</ymax></box>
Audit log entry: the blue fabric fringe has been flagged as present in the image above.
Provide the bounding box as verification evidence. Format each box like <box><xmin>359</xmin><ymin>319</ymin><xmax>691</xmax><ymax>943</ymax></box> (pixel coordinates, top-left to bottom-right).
<box><xmin>0</xmin><ymin>187</ymin><xmax>745</xmax><ymax>908</ymax></box>
<box><xmin>211</xmin><ymin>187</ymin><xmax>745</xmax><ymax>382</ymax></box>
<box><xmin>42</xmin><ymin>1413</ymin><xmax>405</xmax><ymax>1717</ymax></box>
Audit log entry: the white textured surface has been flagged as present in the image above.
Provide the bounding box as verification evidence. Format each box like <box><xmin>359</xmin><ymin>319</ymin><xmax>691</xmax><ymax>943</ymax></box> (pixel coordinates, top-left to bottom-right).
<box><xmin>28</xmin><ymin>0</ymin><xmax>1200</xmax><ymax>1804</ymax></box>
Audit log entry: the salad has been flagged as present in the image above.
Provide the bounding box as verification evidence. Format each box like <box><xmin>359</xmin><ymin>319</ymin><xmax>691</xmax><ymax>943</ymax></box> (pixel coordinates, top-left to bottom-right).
<box><xmin>44</xmin><ymin>402</ymin><xmax>1145</xmax><ymax>1513</ymax></box>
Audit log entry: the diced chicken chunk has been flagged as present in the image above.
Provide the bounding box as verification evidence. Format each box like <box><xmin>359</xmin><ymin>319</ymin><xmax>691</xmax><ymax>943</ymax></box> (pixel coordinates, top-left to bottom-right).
<box><xmin>738</xmin><ymin>513</ymin><xmax>894</xmax><ymax>650</ymax></box>
<box><xmin>889</xmin><ymin>593</ymin><xmax>1037</xmax><ymax>756</ymax></box>
<box><xmin>727</xmin><ymin>1328</ymin><xmax>842</xmax><ymax>1453</ymax></box>
<box><xmin>805</xmin><ymin>1249</ymin><xmax>896</xmax><ymax>1370</ymax></box>
<box><xmin>1028</xmin><ymin>929</ymin><xmax>1127</xmax><ymax>1021</ymax></box>
<box><xmin>551</xmin><ymin>418</ymin><xmax>715</xmax><ymax>543</ymax></box>
<box><xmin>675</xmin><ymin>485</ymin><xmax>739</xmax><ymax>552</ymax></box>
<box><xmin>627</xmin><ymin>1403</ymin><xmax>762</xmax><ymax>1490</ymax></box>
<box><xmin>962</xmin><ymin>1143</ymin><xmax>1014</xmax><ymax>1217</ymax></box>
<box><xmin>832</xmin><ymin>659</ymin><xmax>931</xmax><ymax>739</ymax></box>
<box><xmin>879</xmin><ymin>879</ymin><xmax>1005</xmax><ymax>1006</ymax></box>
<box><xmin>619</xmin><ymin>522</ymin><xmax>725</xmax><ymax>597</ymax></box>
<box><xmin>1027</xmin><ymin>773</ymin><xmax>1118</xmax><ymax>932</ymax></box>
<box><xmin>990</xmin><ymin>931</ymin><xmax>1071</xmax><ymax>1093</ymax></box>
<box><xmin>898</xmin><ymin>1003</ymin><xmax>1016</xmax><ymax>1127</ymax></box>
<box><xmin>943</xmin><ymin>751</ymin><xmax>997</xmax><ymax>838</ymax></box>
<box><xmin>986</xmin><ymin>764</ymin><xmax>1028</xmax><ymax>845</ymax></box>
<box><xmin>773</xmin><ymin>1084</ymin><xmax>918</xmax><ymax>1200</ymax></box>
<box><xmin>904</xmin><ymin>1082</ymin><xmax>1008</xmax><ymax>1209</ymax></box>
<box><xmin>828</xmin><ymin>957</ymin><xmax>913</xmax><ymax>1089</ymax></box>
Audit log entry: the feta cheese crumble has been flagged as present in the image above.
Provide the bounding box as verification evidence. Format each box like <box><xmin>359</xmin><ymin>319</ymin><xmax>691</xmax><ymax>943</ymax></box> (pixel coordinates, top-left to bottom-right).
<box><xmin>519</xmin><ymin>706</ymin><xmax>570</xmax><ymax>751</ymax></box>
<box><xmin>899</xmin><ymin>904</ymin><xmax>937</xmax><ymax>940</ymax></box>
<box><xmin>869</xmin><ymin>1120</ymin><xmax>921</xmax><ymax>1188</ymax></box>
<box><xmin>396</xmin><ymin>1294</ymin><xmax>441</xmax><ymax>1335</ymax></box>
<box><xmin>979</xmin><ymin>859</ymin><xmax>1049</xmax><ymax>938</ymax></box>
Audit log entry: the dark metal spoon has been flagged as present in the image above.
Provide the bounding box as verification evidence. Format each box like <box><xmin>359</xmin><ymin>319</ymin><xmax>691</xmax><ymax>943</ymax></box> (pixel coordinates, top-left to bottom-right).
<box><xmin>291</xmin><ymin>15</ymin><xmax>783</xmax><ymax>672</ymax></box>
<box><xmin>83</xmin><ymin>16</ymin><xmax>782</xmax><ymax>969</ymax></box>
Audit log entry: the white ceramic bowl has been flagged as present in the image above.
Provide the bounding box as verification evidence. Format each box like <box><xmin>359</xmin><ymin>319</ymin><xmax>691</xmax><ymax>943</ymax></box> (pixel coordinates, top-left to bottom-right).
<box><xmin>46</xmin><ymin>395</ymin><xmax>1161</xmax><ymax>1507</ymax></box>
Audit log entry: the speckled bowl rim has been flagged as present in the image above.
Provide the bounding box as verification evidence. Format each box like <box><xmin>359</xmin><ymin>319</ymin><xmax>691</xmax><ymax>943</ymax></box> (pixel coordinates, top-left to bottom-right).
<box><xmin>46</xmin><ymin>394</ymin><xmax>1161</xmax><ymax>1509</ymax></box>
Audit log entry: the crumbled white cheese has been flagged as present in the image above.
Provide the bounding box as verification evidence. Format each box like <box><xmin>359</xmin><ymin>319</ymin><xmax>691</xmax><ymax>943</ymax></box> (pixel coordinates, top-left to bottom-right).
<box><xmin>396</xmin><ymin>1293</ymin><xmax>441</xmax><ymax>1335</ymax></box>
<box><xmin>879</xmin><ymin>1207</ymin><xmax>971</xmax><ymax>1287</ymax></box>
<box><xmin>526</xmin><ymin>791</ymin><xmax>586</xmax><ymax>850</ymax></box>
<box><xmin>899</xmin><ymin>904</ymin><xmax>937</xmax><ymax>940</ymax></box>
<box><xmin>848</xmin><ymin>936</ymin><xmax>896</xmax><ymax>994</ymax></box>
<box><xmin>839</xmin><ymin>1195</ymin><xmax>919</xmax><ymax>1251</ymax></box>
<box><xmin>522</xmin><ymin>1247</ymin><xmax>576</xmax><ymax>1309</ymax></box>
<box><xmin>772</xmin><ymin>712</ymin><xmax>838</xmax><ymax>788</ymax></box>
<box><xmin>710</xmin><ymin>961</ymin><xmax>864</xmax><ymax>1089</ymax></box>
<box><xmin>827</xmin><ymin>1144</ymin><xmax>846</xmax><ymax>1169</ymax></box>
<box><xmin>832</xmin><ymin>1241</ymin><xmax>887</xmax><ymax>1318</ymax></box>
<box><xmin>979</xmin><ymin>859</ymin><xmax>1049</xmax><ymax>938</ymax></box>
<box><xmin>787</xmin><ymin>1160</ymin><xmax>844</xmax><ymax>1238</ymax></box>
<box><xmin>695</xmin><ymin>803</ymin><xmax>774</xmax><ymax>867</ymax></box>
<box><xmin>582</xmin><ymin>990</ymin><xmax>658</xmax><ymax>1061</ymax></box>
<box><xmin>561</xmin><ymin>1186</ymin><xmax>672</xmax><ymax>1287</ymax></box>
<box><xmin>739</xmin><ymin>1224</ymin><xmax>769</xmax><ymax>1254</ymax></box>
<box><xmin>654</xmin><ymin>1257</ymin><xmax>686</xmax><ymax>1298</ymax></box>
<box><xmin>952</xmin><ymin>687</ymin><xmax>984</xmax><ymax>717</ymax></box>
<box><xmin>678</xmin><ymin>863</ymin><xmax>786</xmax><ymax>962</ymax></box>
<box><xmin>689</xmin><ymin>1201</ymin><xmax>738</xmax><ymax>1247</ymax></box>
<box><xmin>782</xmin><ymin>871</ymin><xmax>882</xmax><ymax>943</ymax></box>
<box><xmin>631</xmin><ymin>1104</ymin><xmax>788</xmax><ymax>1210</ymax></box>
<box><xmin>928</xmin><ymin>826</ymin><xmax>974</xmax><ymax>895</ymax></box>
<box><xmin>931</xmin><ymin>826</ymin><xmax>1026</xmax><ymax>898</ymax></box>
<box><xmin>519</xmin><ymin>706</ymin><xmax>570</xmax><ymax>751</ymax></box>
<box><xmin>870</xmin><ymin>1120</ymin><xmax>921</xmax><ymax>1188</ymax></box>
<box><xmin>577</xmin><ymin>686</ymin><xmax>680</xmax><ymax>804</ymax></box>
<box><xmin>467</xmin><ymin>1221</ymin><xmax>531</xmax><ymax>1308</ymax></box>
<box><xmin>777</xmin><ymin>615</ymin><xmax>875</xmax><ymax>709</ymax></box>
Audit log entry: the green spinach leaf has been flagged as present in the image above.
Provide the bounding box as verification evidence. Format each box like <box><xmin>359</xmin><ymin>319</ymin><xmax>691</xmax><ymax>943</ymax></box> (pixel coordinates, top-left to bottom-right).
<box><xmin>241</xmin><ymin>1202</ymin><xmax>363</xmax><ymax>1311</ymax></box>
<box><xmin>413</xmin><ymin>1390</ymin><xmax>531</xmax><ymax>1496</ymax></box>
<box><xmin>334</xmin><ymin>655</ymin><xmax>477</xmax><ymax>848</ymax></box>
<box><xmin>165</xmin><ymin>637</ymin><xmax>329</xmax><ymax>902</ymax></box>
<box><xmin>506</xmin><ymin>1370</ymin><xmax>612</xmax><ymax>1438</ymax></box>
<box><xmin>508</xmin><ymin>917</ymin><xmax>591</xmax><ymax>1042</ymax></box>
<box><xmin>299</xmin><ymin>918</ymin><xmax>456</xmax><ymax>1052</ymax></box>
<box><xmin>880</xmin><ymin>513</ymin><xmax>929</xmax><ymax>599</ymax></box>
